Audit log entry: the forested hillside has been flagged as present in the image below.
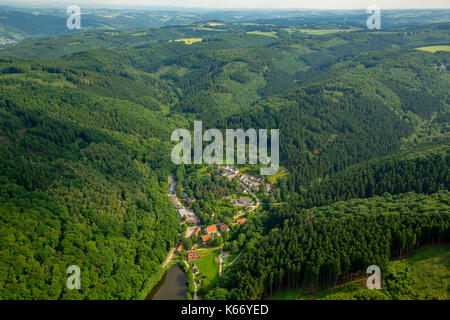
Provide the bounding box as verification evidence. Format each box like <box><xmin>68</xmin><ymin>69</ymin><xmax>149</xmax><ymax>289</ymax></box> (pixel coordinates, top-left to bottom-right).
<box><xmin>0</xmin><ymin>53</ymin><xmax>185</xmax><ymax>299</ymax></box>
<box><xmin>212</xmin><ymin>191</ymin><xmax>449</xmax><ymax>299</ymax></box>
<box><xmin>0</xmin><ymin>16</ymin><xmax>448</xmax><ymax>299</ymax></box>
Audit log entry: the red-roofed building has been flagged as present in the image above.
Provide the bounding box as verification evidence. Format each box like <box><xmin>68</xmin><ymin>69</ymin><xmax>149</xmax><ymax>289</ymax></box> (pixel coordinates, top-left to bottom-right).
<box><xmin>205</xmin><ymin>225</ymin><xmax>217</xmax><ymax>234</ymax></box>
<box><xmin>194</xmin><ymin>226</ymin><xmax>201</xmax><ymax>236</ymax></box>
<box><xmin>187</xmin><ymin>249</ymin><xmax>201</xmax><ymax>261</ymax></box>
<box><xmin>220</xmin><ymin>224</ymin><xmax>230</xmax><ymax>232</ymax></box>
<box><xmin>232</xmin><ymin>218</ymin><xmax>247</xmax><ymax>226</ymax></box>
<box><xmin>176</xmin><ymin>244</ymin><xmax>183</xmax><ymax>252</ymax></box>
<box><xmin>201</xmin><ymin>234</ymin><xmax>211</xmax><ymax>244</ymax></box>
<box><xmin>237</xmin><ymin>218</ymin><xmax>247</xmax><ymax>224</ymax></box>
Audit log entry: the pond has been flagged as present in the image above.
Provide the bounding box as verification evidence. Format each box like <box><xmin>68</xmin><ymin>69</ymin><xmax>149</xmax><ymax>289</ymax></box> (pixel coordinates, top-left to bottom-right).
<box><xmin>146</xmin><ymin>265</ymin><xmax>187</xmax><ymax>300</ymax></box>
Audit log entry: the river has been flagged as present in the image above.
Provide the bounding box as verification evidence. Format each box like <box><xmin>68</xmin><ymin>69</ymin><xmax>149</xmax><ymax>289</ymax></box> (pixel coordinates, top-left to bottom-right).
<box><xmin>146</xmin><ymin>265</ymin><xmax>187</xmax><ymax>300</ymax></box>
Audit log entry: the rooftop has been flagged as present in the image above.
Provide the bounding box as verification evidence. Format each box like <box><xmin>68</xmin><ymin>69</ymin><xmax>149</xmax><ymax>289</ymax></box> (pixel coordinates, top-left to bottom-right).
<box><xmin>206</xmin><ymin>225</ymin><xmax>217</xmax><ymax>233</ymax></box>
<box><xmin>201</xmin><ymin>234</ymin><xmax>211</xmax><ymax>242</ymax></box>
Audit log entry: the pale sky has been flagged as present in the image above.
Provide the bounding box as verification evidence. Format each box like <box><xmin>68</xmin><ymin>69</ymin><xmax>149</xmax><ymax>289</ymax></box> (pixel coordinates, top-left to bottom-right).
<box><xmin>4</xmin><ymin>0</ymin><xmax>450</xmax><ymax>9</ymax></box>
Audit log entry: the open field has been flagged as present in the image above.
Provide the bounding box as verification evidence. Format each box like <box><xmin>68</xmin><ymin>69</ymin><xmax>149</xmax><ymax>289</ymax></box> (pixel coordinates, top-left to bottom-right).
<box><xmin>195</xmin><ymin>248</ymin><xmax>221</xmax><ymax>294</ymax></box>
<box><xmin>416</xmin><ymin>45</ymin><xmax>450</xmax><ymax>53</ymax></box>
<box><xmin>386</xmin><ymin>245</ymin><xmax>449</xmax><ymax>299</ymax></box>
<box><xmin>173</xmin><ymin>38</ymin><xmax>203</xmax><ymax>45</ymax></box>
<box><xmin>206</xmin><ymin>22</ymin><xmax>225</xmax><ymax>26</ymax></box>
<box><xmin>196</xmin><ymin>166</ymin><xmax>211</xmax><ymax>178</ymax></box>
<box><xmin>266</xmin><ymin>168</ymin><xmax>288</xmax><ymax>184</ymax></box>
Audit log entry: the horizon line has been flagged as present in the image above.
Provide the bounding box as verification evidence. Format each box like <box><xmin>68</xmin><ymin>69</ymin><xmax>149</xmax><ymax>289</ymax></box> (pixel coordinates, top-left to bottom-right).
<box><xmin>0</xmin><ymin>2</ymin><xmax>449</xmax><ymax>10</ymax></box>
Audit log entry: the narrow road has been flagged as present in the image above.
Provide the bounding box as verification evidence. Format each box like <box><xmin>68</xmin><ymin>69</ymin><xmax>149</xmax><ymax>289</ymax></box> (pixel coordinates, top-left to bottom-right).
<box><xmin>162</xmin><ymin>247</ymin><xmax>175</xmax><ymax>268</ymax></box>
<box><xmin>229</xmin><ymin>250</ymin><xmax>243</xmax><ymax>265</ymax></box>
<box><xmin>184</xmin><ymin>260</ymin><xmax>199</xmax><ymax>300</ymax></box>
<box><xmin>238</xmin><ymin>181</ymin><xmax>260</xmax><ymax>213</ymax></box>
<box><xmin>219</xmin><ymin>245</ymin><xmax>224</xmax><ymax>277</ymax></box>
<box><xmin>250</xmin><ymin>198</ymin><xmax>260</xmax><ymax>212</ymax></box>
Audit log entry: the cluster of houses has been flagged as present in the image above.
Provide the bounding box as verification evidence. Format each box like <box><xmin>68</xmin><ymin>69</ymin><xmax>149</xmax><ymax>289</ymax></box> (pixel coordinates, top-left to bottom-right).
<box><xmin>238</xmin><ymin>174</ymin><xmax>262</xmax><ymax>193</ymax></box>
<box><xmin>218</xmin><ymin>165</ymin><xmax>239</xmax><ymax>178</ymax></box>
<box><xmin>180</xmin><ymin>221</ymin><xmax>244</xmax><ymax>261</ymax></box>
<box><xmin>198</xmin><ymin>221</ymin><xmax>245</xmax><ymax>244</ymax></box>
<box><xmin>214</xmin><ymin>163</ymin><xmax>272</xmax><ymax>194</ymax></box>
<box><xmin>197</xmin><ymin>223</ymin><xmax>231</xmax><ymax>244</ymax></box>
<box><xmin>231</xmin><ymin>196</ymin><xmax>253</xmax><ymax>207</ymax></box>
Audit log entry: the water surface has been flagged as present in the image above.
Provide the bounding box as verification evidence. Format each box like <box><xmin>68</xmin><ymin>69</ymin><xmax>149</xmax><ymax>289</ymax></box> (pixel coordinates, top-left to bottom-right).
<box><xmin>147</xmin><ymin>265</ymin><xmax>187</xmax><ymax>300</ymax></box>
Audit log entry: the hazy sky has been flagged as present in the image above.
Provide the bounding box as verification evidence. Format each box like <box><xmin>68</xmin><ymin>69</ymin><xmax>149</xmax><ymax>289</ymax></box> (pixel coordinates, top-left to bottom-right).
<box><xmin>5</xmin><ymin>0</ymin><xmax>450</xmax><ymax>9</ymax></box>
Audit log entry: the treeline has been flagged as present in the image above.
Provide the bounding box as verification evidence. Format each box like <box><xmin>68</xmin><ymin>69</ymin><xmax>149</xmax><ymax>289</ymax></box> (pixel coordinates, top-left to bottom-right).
<box><xmin>211</xmin><ymin>191</ymin><xmax>450</xmax><ymax>299</ymax></box>
<box><xmin>292</xmin><ymin>144</ymin><xmax>450</xmax><ymax>208</ymax></box>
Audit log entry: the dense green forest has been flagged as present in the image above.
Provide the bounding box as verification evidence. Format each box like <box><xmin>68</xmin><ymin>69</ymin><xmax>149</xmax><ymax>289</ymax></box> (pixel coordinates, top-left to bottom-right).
<box><xmin>210</xmin><ymin>191</ymin><xmax>449</xmax><ymax>299</ymax></box>
<box><xmin>0</xmin><ymin>12</ymin><xmax>449</xmax><ymax>299</ymax></box>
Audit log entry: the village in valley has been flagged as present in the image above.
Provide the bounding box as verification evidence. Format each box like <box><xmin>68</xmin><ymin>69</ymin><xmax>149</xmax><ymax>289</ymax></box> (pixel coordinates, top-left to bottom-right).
<box><xmin>164</xmin><ymin>164</ymin><xmax>275</xmax><ymax>299</ymax></box>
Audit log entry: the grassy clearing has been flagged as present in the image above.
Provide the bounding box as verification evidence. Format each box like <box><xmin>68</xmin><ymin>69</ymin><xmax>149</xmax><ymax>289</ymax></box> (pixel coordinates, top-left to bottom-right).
<box><xmin>266</xmin><ymin>168</ymin><xmax>288</xmax><ymax>184</ymax></box>
<box><xmin>131</xmin><ymin>32</ymin><xmax>147</xmax><ymax>36</ymax></box>
<box><xmin>239</xmin><ymin>166</ymin><xmax>288</xmax><ymax>184</ymax></box>
<box><xmin>173</xmin><ymin>38</ymin><xmax>203</xmax><ymax>45</ymax></box>
<box><xmin>239</xmin><ymin>166</ymin><xmax>260</xmax><ymax>176</ymax></box>
<box><xmin>206</xmin><ymin>22</ymin><xmax>225</xmax><ymax>26</ymax></box>
<box><xmin>196</xmin><ymin>166</ymin><xmax>211</xmax><ymax>178</ymax></box>
<box><xmin>386</xmin><ymin>245</ymin><xmax>449</xmax><ymax>299</ymax></box>
<box><xmin>269</xmin><ymin>246</ymin><xmax>450</xmax><ymax>300</ymax></box>
<box><xmin>298</xmin><ymin>28</ymin><xmax>362</xmax><ymax>35</ymax></box>
<box><xmin>195</xmin><ymin>248</ymin><xmax>221</xmax><ymax>294</ymax></box>
<box><xmin>416</xmin><ymin>45</ymin><xmax>450</xmax><ymax>53</ymax></box>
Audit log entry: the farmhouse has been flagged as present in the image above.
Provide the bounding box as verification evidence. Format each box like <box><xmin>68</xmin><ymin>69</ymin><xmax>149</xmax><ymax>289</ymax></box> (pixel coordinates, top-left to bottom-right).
<box><xmin>232</xmin><ymin>218</ymin><xmax>247</xmax><ymax>226</ymax></box>
<box><xmin>205</xmin><ymin>225</ymin><xmax>218</xmax><ymax>234</ymax></box>
<box><xmin>201</xmin><ymin>234</ymin><xmax>211</xmax><ymax>244</ymax></box>
<box><xmin>187</xmin><ymin>249</ymin><xmax>201</xmax><ymax>261</ymax></box>
<box><xmin>220</xmin><ymin>224</ymin><xmax>230</xmax><ymax>232</ymax></box>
